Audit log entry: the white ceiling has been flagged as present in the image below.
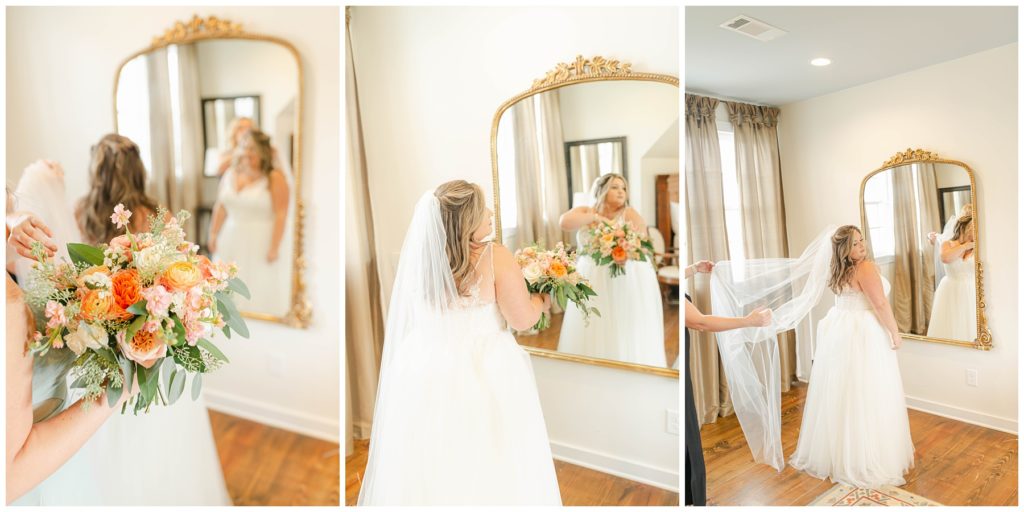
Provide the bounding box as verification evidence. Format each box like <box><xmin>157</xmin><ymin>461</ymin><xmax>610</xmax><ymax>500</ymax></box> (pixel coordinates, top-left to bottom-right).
<box><xmin>685</xmin><ymin>6</ymin><xmax>1017</xmax><ymax>106</ymax></box>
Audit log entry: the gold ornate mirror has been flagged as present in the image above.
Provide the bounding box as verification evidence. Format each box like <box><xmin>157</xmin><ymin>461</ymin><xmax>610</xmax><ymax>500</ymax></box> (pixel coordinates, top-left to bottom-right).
<box><xmin>859</xmin><ymin>149</ymin><xmax>991</xmax><ymax>350</ymax></box>
<box><xmin>113</xmin><ymin>15</ymin><xmax>311</xmax><ymax>328</ymax></box>
<box><xmin>490</xmin><ymin>56</ymin><xmax>680</xmax><ymax>377</ymax></box>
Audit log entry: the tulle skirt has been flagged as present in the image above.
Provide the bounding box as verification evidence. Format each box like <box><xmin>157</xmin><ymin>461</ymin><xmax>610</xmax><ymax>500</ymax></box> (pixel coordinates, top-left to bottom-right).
<box><xmin>557</xmin><ymin>256</ymin><xmax>666</xmax><ymax>367</ymax></box>
<box><xmin>789</xmin><ymin>306</ymin><xmax>915</xmax><ymax>488</ymax></box>
<box><xmin>13</xmin><ymin>395</ymin><xmax>231</xmax><ymax>506</ymax></box>
<box><xmin>927</xmin><ymin>274</ymin><xmax>977</xmax><ymax>340</ymax></box>
<box><xmin>358</xmin><ymin>304</ymin><xmax>561</xmax><ymax>505</ymax></box>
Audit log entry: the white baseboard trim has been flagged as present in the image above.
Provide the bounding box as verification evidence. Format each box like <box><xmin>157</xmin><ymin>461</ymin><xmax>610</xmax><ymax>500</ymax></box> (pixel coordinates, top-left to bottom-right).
<box><xmin>204</xmin><ymin>389</ymin><xmax>340</xmax><ymax>444</ymax></box>
<box><xmin>904</xmin><ymin>395</ymin><xmax>1018</xmax><ymax>435</ymax></box>
<box><xmin>549</xmin><ymin>440</ymin><xmax>679</xmax><ymax>493</ymax></box>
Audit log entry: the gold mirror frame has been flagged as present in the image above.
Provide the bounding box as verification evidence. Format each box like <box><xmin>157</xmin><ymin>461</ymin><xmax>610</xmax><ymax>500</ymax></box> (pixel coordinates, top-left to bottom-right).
<box><xmin>489</xmin><ymin>55</ymin><xmax>680</xmax><ymax>378</ymax></box>
<box><xmin>858</xmin><ymin>148</ymin><xmax>991</xmax><ymax>350</ymax></box>
<box><xmin>112</xmin><ymin>15</ymin><xmax>312</xmax><ymax>328</ymax></box>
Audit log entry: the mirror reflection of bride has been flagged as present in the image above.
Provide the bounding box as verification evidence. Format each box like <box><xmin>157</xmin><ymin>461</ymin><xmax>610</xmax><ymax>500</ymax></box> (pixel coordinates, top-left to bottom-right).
<box><xmin>209</xmin><ymin>129</ymin><xmax>291</xmax><ymax>313</ymax></box>
<box><xmin>556</xmin><ymin>173</ymin><xmax>665</xmax><ymax>367</ymax></box>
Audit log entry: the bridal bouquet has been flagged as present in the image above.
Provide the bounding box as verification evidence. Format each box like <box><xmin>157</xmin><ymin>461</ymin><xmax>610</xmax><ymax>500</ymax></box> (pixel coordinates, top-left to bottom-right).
<box><xmin>514</xmin><ymin>242</ymin><xmax>599</xmax><ymax>331</ymax></box>
<box><xmin>24</xmin><ymin>204</ymin><xmax>250</xmax><ymax>414</ymax></box>
<box><xmin>582</xmin><ymin>219</ymin><xmax>655</xmax><ymax>278</ymax></box>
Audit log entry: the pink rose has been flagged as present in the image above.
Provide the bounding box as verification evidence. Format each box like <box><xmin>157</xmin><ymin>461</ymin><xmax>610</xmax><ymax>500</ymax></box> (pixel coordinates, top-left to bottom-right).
<box><xmin>116</xmin><ymin>329</ymin><xmax>167</xmax><ymax>369</ymax></box>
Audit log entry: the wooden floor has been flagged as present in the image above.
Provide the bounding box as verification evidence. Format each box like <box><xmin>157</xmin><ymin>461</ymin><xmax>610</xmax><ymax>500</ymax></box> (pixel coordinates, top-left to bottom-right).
<box><xmin>346</xmin><ymin>438</ymin><xmax>679</xmax><ymax>506</ymax></box>
<box><xmin>209</xmin><ymin>410</ymin><xmax>340</xmax><ymax>506</ymax></box>
<box><xmin>698</xmin><ymin>384</ymin><xmax>1018</xmax><ymax>506</ymax></box>
<box><xmin>515</xmin><ymin>300</ymin><xmax>680</xmax><ymax>368</ymax></box>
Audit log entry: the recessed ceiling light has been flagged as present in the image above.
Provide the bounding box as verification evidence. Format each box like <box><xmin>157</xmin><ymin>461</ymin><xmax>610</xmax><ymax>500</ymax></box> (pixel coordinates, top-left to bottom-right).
<box><xmin>811</xmin><ymin>58</ymin><xmax>832</xmax><ymax>67</ymax></box>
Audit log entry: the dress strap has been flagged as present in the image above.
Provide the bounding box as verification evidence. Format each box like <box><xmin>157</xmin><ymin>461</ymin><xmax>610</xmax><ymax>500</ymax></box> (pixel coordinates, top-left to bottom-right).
<box><xmin>472</xmin><ymin>242</ymin><xmax>492</xmax><ymax>271</ymax></box>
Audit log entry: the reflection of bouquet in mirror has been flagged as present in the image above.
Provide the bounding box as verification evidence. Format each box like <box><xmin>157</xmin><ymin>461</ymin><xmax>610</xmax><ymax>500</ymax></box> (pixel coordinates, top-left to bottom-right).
<box><xmin>24</xmin><ymin>204</ymin><xmax>250</xmax><ymax>414</ymax></box>
<box><xmin>514</xmin><ymin>242</ymin><xmax>599</xmax><ymax>331</ymax></box>
<box><xmin>583</xmin><ymin>219</ymin><xmax>655</xmax><ymax>277</ymax></box>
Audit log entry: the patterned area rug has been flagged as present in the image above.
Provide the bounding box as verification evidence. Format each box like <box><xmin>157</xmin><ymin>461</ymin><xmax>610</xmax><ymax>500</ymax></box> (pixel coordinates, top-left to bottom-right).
<box><xmin>809</xmin><ymin>484</ymin><xmax>942</xmax><ymax>506</ymax></box>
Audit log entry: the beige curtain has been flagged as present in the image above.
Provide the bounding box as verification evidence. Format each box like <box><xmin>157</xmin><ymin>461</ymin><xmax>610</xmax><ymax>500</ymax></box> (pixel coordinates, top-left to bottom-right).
<box><xmin>174</xmin><ymin>44</ymin><xmax>204</xmax><ymax>240</ymax></box>
<box><xmin>891</xmin><ymin>164</ymin><xmax>940</xmax><ymax>335</ymax></box>
<box><xmin>511</xmin><ymin>93</ymin><xmax>568</xmax><ymax>250</ymax></box>
<box><xmin>512</xmin><ymin>99</ymin><xmax>540</xmax><ymax>251</ymax></box>
<box><xmin>345</xmin><ymin>19</ymin><xmax>385</xmax><ymax>456</ymax></box>
<box><xmin>145</xmin><ymin>49</ymin><xmax>174</xmax><ymax>214</ymax></box>
<box><xmin>726</xmin><ymin>101</ymin><xmax>797</xmax><ymax>394</ymax></box>
<box><xmin>537</xmin><ymin>92</ymin><xmax>571</xmax><ymax>248</ymax></box>
<box><xmin>684</xmin><ymin>93</ymin><xmax>733</xmax><ymax>424</ymax></box>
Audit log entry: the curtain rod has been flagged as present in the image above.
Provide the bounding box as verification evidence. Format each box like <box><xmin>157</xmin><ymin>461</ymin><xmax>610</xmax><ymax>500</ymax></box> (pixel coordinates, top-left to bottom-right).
<box><xmin>683</xmin><ymin>90</ymin><xmax>777</xmax><ymax>109</ymax></box>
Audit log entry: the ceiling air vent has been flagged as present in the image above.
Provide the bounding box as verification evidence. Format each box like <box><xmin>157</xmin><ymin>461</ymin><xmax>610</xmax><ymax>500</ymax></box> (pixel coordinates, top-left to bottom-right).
<box><xmin>719</xmin><ymin>15</ymin><xmax>787</xmax><ymax>42</ymax></box>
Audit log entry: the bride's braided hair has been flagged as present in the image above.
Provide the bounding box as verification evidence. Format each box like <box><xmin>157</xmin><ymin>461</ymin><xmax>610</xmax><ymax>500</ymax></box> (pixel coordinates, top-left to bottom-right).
<box><xmin>77</xmin><ymin>134</ymin><xmax>158</xmax><ymax>245</ymax></box>
<box><xmin>434</xmin><ymin>180</ymin><xmax>487</xmax><ymax>296</ymax></box>
<box><xmin>828</xmin><ymin>225</ymin><xmax>861</xmax><ymax>294</ymax></box>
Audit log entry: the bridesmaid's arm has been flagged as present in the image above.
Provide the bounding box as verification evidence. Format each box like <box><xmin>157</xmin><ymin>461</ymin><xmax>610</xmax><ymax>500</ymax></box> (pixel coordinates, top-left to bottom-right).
<box><xmin>493</xmin><ymin>244</ymin><xmax>549</xmax><ymax>331</ymax></box>
<box><xmin>855</xmin><ymin>261</ymin><xmax>901</xmax><ymax>348</ymax></box>
<box><xmin>5</xmin><ymin>277</ymin><xmax>129</xmax><ymax>503</ymax></box>
<box><xmin>685</xmin><ymin>299</ymin><xmax>768</xmax><ymax>332</ymax></box>
<box><xmin>266</xmin><ymin>170</ymin><xmax>290</xmax><ymax>262</ymax></box>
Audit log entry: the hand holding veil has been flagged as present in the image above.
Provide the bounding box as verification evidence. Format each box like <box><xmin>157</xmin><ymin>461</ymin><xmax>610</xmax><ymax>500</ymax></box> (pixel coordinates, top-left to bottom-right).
<box><xmin>709</xmin><ymin>225</ymin><xmax>838</xmax><ymax>470</ymax></box>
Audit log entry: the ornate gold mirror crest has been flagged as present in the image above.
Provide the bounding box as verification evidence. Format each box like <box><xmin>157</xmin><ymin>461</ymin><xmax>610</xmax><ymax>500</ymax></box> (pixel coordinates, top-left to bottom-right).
<box><xmin>113</xmin><ymin>15</ymin><xmax>312</xmax><ymax>328</ymax></box>
<box><xmin>490</xmin><ymin>56</ymin><xmax>680</xmax><ymax>377</ymax></box>
<box><xmin>859</xmin><ymin>148</ymin><xmax>991</xmax><ymax>350</ymax></box>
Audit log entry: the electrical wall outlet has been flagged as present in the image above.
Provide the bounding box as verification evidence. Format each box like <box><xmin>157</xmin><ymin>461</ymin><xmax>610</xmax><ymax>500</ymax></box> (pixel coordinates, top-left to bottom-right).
<box><xmin>666</xmin><ymin>409</ymin><xmax>679</xmax><ymax>435</ymax></box>
<box><xmin>966</xmin><ymin>369</ymin><xmax>978</xmax><ymax>387</ymax></box>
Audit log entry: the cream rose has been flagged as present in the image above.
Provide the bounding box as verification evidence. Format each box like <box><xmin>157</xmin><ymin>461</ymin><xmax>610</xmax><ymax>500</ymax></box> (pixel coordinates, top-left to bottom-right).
<box><xmin>65</xmin><ymin>322</ymin><xmax>107</xmax><ymax>356</ymax></box>
<box><xmin>522</xmin><ymin>262</ymin><xmax>543</xmax><ymax>283</ymax></box>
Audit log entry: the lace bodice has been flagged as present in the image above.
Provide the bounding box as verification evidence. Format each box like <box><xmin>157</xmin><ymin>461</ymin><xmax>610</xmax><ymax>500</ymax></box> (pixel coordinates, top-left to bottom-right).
<box><xmin>218</xmin><ymin>169</ymin><xmax>273</xmax><ymax>225</ymax></box>
<box><xmin>451</xmin><ymin>243</ymin><xmax>497</xmax><ymax>310</ymax></box>
<box><xmin>942</xmin><ymin>253</ymin><xmax>975</xmax><ymax>279</ymax></box>
<box><xmin>836</xmin><ymin>275</ymin><xmax>891</xmax><ymax>311</ymax></box>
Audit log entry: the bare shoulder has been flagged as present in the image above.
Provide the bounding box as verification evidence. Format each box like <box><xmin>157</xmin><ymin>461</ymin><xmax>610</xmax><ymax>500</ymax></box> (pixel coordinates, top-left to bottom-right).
<box><xmin>269</xmin><ymin>169</ymin><xmax>288</xmax><ymax>184</ymax></box>
<box><xmin>570</xmin><ymin>205</ymin><xmax>593</xmax><ymax>214</ymax></box>
<box><xmin>490</xmin><ymin>242</ymin><xmax>513</xmax><ymax>261</ymax></box>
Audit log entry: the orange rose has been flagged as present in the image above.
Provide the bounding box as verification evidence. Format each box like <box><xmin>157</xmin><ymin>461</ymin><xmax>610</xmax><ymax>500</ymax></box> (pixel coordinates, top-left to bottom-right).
<box><xmin>118</xmin><ymin>329</ymin><xmax>167</xmax><ymax>369</ymax></box>
<box><xmin>160</xmin><ymin>261</ymin><xmax>203</xmax><ymax>292</ymax></box>
<box><xmin>111</xmin><ymin>269</ymin><xmax>141</xmax><ymax>310</ymax></box>
<box><xmin>196</xmin><ymin>255</ymin><xmax>214</xmax><ymax>280</ymax></box>
<box><xmin>611</xmin><ymin>246</ymin><xmax>627</xmax><ymax>264</ymax></box>
<box><xmin>79</xmin><ymin>289</ymin><xmax>118</xmax><ymax>322</ymax></box>
<box><xmin>549</xmin><ymin>261</ymin><xmax>567</xmax><ymax>278</ymax></box>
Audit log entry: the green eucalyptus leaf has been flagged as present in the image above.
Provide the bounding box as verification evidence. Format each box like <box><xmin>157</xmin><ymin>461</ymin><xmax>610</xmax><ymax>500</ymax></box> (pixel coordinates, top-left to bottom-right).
<box><xmin>191</xmin><ymin>373</ymin><xmax>203</xmax><ymax>401</ymax></box>
<box><xmin>197</xmin><ymin>338</ymin><xmax>229</xmax><ymax>363</ymax></box>
<box><xmin>67</xmin><ymin>243</ymin><xmax>105</xmax><ymax>266</ymax></box>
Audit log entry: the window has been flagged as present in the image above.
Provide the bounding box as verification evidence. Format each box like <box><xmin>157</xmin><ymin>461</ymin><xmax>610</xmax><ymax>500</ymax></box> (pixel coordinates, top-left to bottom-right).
<box><xmin>863</xmin><ymin>172</ymin><xmax>895</xmax><ymax>258</ymax></box>
<box><xmin>717</xmin><ymin>126</ymin><xmax>745</xmax><ymax>262</ymax></box>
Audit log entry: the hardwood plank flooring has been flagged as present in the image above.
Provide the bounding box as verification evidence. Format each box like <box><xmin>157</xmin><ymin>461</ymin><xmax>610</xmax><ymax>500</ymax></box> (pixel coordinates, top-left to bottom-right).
<box><xmin>209</xmin><ymin>410</ymin><xmax>340</xmax><ymax>506</ymax></box>
<box><xmin>697</xmin><ymin>384</ymin><xmax>1018</xmax><ymax>506</ymax></box>
<box><xmin>345</xmin><ymin>438</ymin><xmax>679</xmax><ymax>506</ymax></box>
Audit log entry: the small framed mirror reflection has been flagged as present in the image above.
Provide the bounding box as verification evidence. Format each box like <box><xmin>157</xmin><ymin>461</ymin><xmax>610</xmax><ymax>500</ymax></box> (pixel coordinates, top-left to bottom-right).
<box><xmin>491</xmin><ymin>56</ymin><xmax>679</xmax><ymax>376</ymax></box>
<box><xmin>859</xmin><ymin>149</ymin><xmax>991</xmax><ymax>350</ymax></box>
<box><xmin>114</xmin><ymin>16</ymin><xmax>310</xmax><ymax>327</ymax></box>
<box><xmin>564</xmin><ymin>136</ymin><xmax>627</xmax><ymax>206</ymax></box>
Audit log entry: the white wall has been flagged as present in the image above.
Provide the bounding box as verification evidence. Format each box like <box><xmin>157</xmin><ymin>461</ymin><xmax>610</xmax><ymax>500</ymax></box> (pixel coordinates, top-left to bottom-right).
<box><xmin>195</xmin><ymin>39</ymin><xmax>297</xmax><ymax>148</ymax></box>
<box><xmin>778</xmin><ymin>44</ymin><xmax>1018</xmax><ymax>433</ymax></box>
<box><xmin>557</xmin><ymin>81</ymin><xmax>679</xmax><ymax>223</ymax></box>
<box><xmin>7</xmin><ymin>6</ymin><xmax>341</xmax><ymax>442</ymax></box>
<box><xmin>350</xmin><ymin>6</ymin><xmax>679</xmax><ymax>488</ymax></box>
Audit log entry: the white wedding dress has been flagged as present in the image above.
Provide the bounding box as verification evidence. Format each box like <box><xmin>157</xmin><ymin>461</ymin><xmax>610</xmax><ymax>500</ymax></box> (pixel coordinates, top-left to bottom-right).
<box><xmin>11</xmin><ymin>163</ymin><xmax>231</xmax><ymax>506</ymax></box>
<box><xmin>358</xmin><ymin>242</ymin><xmax>561</xmax><ymax>505</ymax></box>
<box><xmin>557</xmin><ymin>214</ymin><xmax>666</xmax><ymax>367</ymax></box>
<box><xmin>789</xmin><ymin>275</ymin><xmax>915</xmax><ymax>488</ymax></box>
<box><xmin>927</xmin><ymin>254</ymin><xmax>977</xmax><ymax>340</ymax></box>
<box><xmin>212</xmin><ymin>168</ymin><xmax>290</xmax><ymax>314</ymax></box>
